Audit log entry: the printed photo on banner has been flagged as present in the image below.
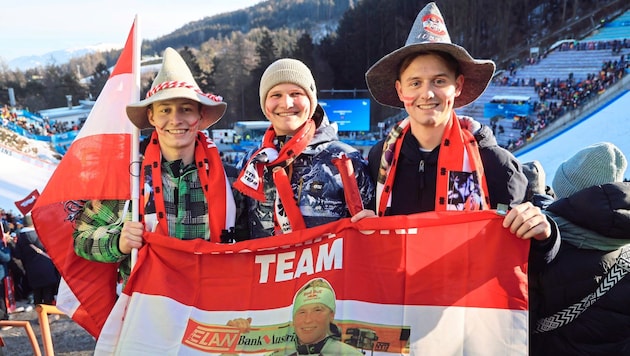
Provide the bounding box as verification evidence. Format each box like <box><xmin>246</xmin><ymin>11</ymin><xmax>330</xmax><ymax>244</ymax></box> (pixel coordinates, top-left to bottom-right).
<box><xmin>182</xmin><ymin>277</ymin><xmax>410</xmax><ymax>355</ymax></box>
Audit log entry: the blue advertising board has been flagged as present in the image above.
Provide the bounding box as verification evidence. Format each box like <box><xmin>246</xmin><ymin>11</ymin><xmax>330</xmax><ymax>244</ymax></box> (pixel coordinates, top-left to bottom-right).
<box><xmin>319</xmin><ymin>99</ymin><xmax>371</xmax><ymax>132</ymax></box>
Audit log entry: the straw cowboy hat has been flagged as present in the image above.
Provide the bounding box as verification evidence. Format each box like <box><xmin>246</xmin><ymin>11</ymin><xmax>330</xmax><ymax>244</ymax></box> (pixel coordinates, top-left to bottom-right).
<box><xmin>126</xmin><ymin>47</ymin><xmax>227</xmax><ymax>129</ymax></box>
<box><xmin>365</xmin><ymin>2</ymin><xmax>495</xmax><ymax>109</ymax></box>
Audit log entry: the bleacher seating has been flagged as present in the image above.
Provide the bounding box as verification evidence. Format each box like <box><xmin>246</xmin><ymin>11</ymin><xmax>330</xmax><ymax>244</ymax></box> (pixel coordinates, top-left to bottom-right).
<box><xmin>510</xmin><ymin>49</ymin><xmax>627</xmax><ymax>82</ymax></box>
<box><xmin>455</xmin><ymin>9</ymin><xmax>630</xmax><ymax>149</ymax></box>
<box><xmin>588</xmin><ymin>10</ymin><xmax>630</xmax><ymax>41</ymax></box>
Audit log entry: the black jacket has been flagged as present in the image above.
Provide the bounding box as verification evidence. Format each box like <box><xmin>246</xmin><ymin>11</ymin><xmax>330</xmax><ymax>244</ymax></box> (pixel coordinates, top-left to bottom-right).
<box><xmin>14</xmin><ymin>228</ymin><xmax>60</xmax><ymax>289</ymax></box>
<box><xmin>367</xmin><ymin>122</ymin><xmax>559</xmax><ymax>276</ymax></box>
<box><xmin>530</xmin><ymin>182</ymin><xmax>630</xmax><ymax>356</ymax></box>
<box><xmin>367</xmin><ymin>124</ymin><xmax>528</xmax><ymax>213</ymax></box>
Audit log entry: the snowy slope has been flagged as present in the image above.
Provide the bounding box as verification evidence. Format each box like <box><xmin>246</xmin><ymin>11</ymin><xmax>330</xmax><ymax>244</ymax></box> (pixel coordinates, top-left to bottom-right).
<box><xmin>0</xmin><ymin>145</ymin><xmax>57</xmax><ymax>213</ymax></box>
<box><xmin>516</xmin><ymin>90</ymin><xmax>630</xmax><ymax>186</ymax></box>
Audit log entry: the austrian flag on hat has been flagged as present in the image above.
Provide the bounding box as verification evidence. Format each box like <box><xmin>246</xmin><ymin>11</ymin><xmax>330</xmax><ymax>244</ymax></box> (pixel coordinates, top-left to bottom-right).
<box><xmin>365</xmin><ymin>2</ymin><xmax>496</xmax><ymax>109</ymax></box>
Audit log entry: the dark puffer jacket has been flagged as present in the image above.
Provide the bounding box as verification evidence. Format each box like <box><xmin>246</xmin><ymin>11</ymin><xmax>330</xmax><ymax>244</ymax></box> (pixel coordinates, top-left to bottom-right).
<box><xmin>530</xmin><ymin>182</ymin><xmax>630</xmax><ymax>356</ymax></box>
<box><xmin>234</xmin><ymin>115</ymin><xmax>374</xmax><ymax>239</ymax></box>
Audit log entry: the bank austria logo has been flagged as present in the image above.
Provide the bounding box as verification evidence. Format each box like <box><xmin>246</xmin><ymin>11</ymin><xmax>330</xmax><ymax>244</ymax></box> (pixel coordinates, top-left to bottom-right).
<box><xmin>182</xmin><ymin>318</ymin><xmax>295</xmax><ymax>353</ymax></box>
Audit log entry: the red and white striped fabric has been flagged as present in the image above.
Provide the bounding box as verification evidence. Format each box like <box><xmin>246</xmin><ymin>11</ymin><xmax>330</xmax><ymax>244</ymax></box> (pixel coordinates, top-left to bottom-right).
<box><xmin>31</xmin><ymin>18</ymin><xmax>139</xmax><ymax>338</ymax></box>
<box><xmin>96</xmin><ymin>210</ymin><xmax>529</xmax><ymax>355</ymax></box>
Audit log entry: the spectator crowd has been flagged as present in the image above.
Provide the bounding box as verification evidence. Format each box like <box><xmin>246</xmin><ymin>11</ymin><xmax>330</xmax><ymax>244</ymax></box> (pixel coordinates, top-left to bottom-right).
<box><xmin>491</xmin><ymin>39</ymin><xmax>629</xmax><ymax>151</ymax></box>
<box><xmin>0</xmin><ymin>208</ymin><xmax>60</xmax><ymax>330</ymax></box>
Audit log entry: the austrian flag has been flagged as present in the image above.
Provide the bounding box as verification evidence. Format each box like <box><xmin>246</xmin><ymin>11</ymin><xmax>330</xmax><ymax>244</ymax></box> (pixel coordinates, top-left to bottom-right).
<box><xmin>32</xmin><ymin>17</ymin><xmax>139</xmax><ymax>338</ymax></box>
<box><xmin>96</xmin><ymin>210</ymin><xmax>529</xmax><ymax>355</ymax></box>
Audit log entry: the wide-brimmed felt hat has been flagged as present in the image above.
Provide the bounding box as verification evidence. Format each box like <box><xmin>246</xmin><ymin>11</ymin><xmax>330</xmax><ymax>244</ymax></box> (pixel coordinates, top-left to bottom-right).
<box><xmin>126</xmin><ymin>47</ymin><xmax>227</xmax><ymax>129</ymax></box>
<box><xmin>365</xmin><ymin>2</ymin><xmax>495</xmax><ymax>109</ymax></box>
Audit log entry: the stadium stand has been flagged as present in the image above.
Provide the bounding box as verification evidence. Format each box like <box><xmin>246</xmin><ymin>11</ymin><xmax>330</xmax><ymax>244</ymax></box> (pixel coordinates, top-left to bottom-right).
<box><xmin>456</xmin><ymin>9</ymin><xmax>630</xmax><ymax>150</ymax></box>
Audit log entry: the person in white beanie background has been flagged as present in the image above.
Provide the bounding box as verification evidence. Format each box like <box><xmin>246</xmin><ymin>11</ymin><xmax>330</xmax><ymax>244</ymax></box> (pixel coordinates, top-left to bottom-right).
<box><xmin>73</xmin><ymin>47</ymin><xmax>237</xmax><ymax>285</ymax></box>
<box><xmin>232</xmin><ymin>58</ymin><xmax>374</xmax><ymax>239</ymax></box>
<box><xmin>529</xmin><ymin>142</ymin><xmax>630</xmax><ymax>355</ymax></box>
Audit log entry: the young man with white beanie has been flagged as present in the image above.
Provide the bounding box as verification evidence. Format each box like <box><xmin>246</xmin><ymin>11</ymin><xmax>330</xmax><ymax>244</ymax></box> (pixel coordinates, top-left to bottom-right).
<box><xmin>227</xmin><ymin>278</ymin><xmax>363</xmax><ymax>355</ymax></box>
<box><xmin>232</xmin><ymin>58</ymin><xmax>374</xmax><ymax>238</ymax></box>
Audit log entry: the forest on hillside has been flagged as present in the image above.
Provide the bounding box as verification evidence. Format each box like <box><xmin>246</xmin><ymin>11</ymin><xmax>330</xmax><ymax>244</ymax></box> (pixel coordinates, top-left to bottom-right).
<box><xmin>0</xmin><ymin>0</ymin><xmax>627</xmax><ymax>129</ymax></box>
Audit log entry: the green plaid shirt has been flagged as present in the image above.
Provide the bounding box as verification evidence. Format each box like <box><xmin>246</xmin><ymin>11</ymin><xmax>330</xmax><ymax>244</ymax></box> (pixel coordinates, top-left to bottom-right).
<box><xmin>73</xmin><ymin>160</ymin><xmax>210</xmax><ymax>281</ymax></box>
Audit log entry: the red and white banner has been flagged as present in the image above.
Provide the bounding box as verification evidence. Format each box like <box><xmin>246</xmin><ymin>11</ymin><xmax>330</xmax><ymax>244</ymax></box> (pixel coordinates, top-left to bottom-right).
<box><xmin>14</xmin><ymin>189</ymin><xmax>39</xmax><ymax>215</ymax></box>
<box><xmin>31</xmin><ymin>17</ymin><xmax>139</xmax><ymax>338</ymax></box>
<box><xmin>96</xmin><ymin>211</ymin><xmax>529</xmax><ymax>355</ymax></box>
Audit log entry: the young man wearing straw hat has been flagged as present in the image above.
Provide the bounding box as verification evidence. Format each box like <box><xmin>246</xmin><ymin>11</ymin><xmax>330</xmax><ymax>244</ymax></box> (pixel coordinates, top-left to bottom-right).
<box><xmin>73</xmin><ymin>47</ymin><xmax>236</xmax><ymax>283</ymax></box>
<box><xmin>359</xmin><ymin>3</ymin><xmax>559</xmax><ymax>253</ymax></box>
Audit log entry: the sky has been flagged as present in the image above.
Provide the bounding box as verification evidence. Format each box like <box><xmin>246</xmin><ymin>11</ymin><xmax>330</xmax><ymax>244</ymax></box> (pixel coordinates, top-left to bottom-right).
<box><xmin>1</xmin><ymin>90</ymin><xmax>628</xmax><ymax>214</ymax></box>
<box><xmin>0</xmin><ymin>0</ymin><xmax>263</xmax><ymax>62</ymax></box>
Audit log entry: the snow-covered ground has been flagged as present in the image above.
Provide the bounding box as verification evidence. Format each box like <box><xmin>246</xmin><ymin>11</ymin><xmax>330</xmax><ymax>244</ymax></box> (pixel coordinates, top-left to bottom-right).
<box><xmin>0</xmin><ymin>138</ymin><xmax>58</xmax><ymax>212</ymax></box>
<box><xmin>0</xmin><ymin>90</ymin><xmax>628</xmax><ymax>214</ymax></box>
<box><xmin>516</xmin><ymin>90</ymin><xmax>630</xmax><ymax>185</ymax></box>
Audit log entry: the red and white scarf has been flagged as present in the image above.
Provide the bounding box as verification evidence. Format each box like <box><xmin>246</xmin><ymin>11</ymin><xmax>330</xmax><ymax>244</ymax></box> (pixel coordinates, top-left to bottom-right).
<box><xmin>233</xmin><ymin>119</ymin><xmax>316</xmax><ymax>234</ymax></box>
<box><xmin>376</xmin><ymin>113</ymin><xmax>490</xmax><ymax>216</ymax></box>
<box><xmin>141</xmin><ymin>131</ymin><xmax>235</xmax><ymax>242</ymax></box>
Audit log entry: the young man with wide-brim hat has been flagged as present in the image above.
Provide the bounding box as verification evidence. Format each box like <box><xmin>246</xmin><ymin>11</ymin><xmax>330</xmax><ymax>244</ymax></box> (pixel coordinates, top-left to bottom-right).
<box><xmin>73</xmin><ymin>47</ymin><xmax>236</xmax><ymax>284</ymax></box>
<box><xmin>361</xmin><ymin>1</ymin><xmax>557</xmax><ymax>240</ymax></box>
<box><xmin>356</xmin><ymin>2</ymin><xmax>561</xmax><ymax>350</ymax></box>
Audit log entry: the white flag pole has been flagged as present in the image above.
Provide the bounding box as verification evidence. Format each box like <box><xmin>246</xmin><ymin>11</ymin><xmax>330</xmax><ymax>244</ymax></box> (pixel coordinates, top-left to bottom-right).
<box><xmin>130</xmin><ymin>14</ymin><xmax>141</xmax><ymax>268</ymax></box>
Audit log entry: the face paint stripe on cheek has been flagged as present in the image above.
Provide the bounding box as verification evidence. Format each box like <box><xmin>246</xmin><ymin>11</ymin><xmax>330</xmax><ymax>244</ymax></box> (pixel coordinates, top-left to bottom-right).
<box><xmin>399</xmin><ymin>94</ymin><xmax>415</xmax><ymax>106</ymax></box>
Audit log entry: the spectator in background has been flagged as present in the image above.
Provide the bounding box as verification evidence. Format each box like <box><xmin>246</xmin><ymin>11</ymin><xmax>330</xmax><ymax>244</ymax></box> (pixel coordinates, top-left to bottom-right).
<box><xmin>527</xmin><ymin>142</ymin><xmax>630</xmax><ymax>355</ymax></box>
<box><xmin>0</xmin><ymin>218</ymin><xmax>12</xmax><ymax>329</ymax></box>
<box><xmin>521</xmin><ymin>160</ymin><xmax>554</xmax><ymax>209</ymax></box>
<box><xmin>14</xmin><ymin>214</ymin><xmax>60</xmax><ymax>305</ymax></box>
<box><xmin>3</xmin><ymin>217</ymin><xmax>31</xmax><ymax>305</ymax></box>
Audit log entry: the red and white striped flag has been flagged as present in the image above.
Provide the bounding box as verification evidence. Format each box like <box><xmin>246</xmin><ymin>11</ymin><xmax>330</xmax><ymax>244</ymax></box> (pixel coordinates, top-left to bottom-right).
<box><xmin>31</xmin><ymin>17</ymin><xmax>140</xmax><ymax>338</ymax></box>
<box><xmin>95</xmin><ymin>211</ymin><xmax>530</xmax><ymax>355</ymax></box>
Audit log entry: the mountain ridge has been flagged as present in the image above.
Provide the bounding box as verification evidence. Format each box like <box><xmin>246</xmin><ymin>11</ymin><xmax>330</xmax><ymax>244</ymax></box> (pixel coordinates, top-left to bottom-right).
<box><xmin>7</xmin><ymin>0</ymin><xmax>351</xmax><ymax>71</ymax></box>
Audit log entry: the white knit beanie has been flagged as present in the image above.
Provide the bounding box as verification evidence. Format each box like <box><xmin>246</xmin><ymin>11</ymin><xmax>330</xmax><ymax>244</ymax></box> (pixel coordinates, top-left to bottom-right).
<box><xmin>259</xmin><ymin>58</ymin><xmax>317</xmax><ymax>119</ymax></box>
<box><xmin>552</xmin><ymin>142</ymin><xmax>627</xmax><ymax>199</ymax></box>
